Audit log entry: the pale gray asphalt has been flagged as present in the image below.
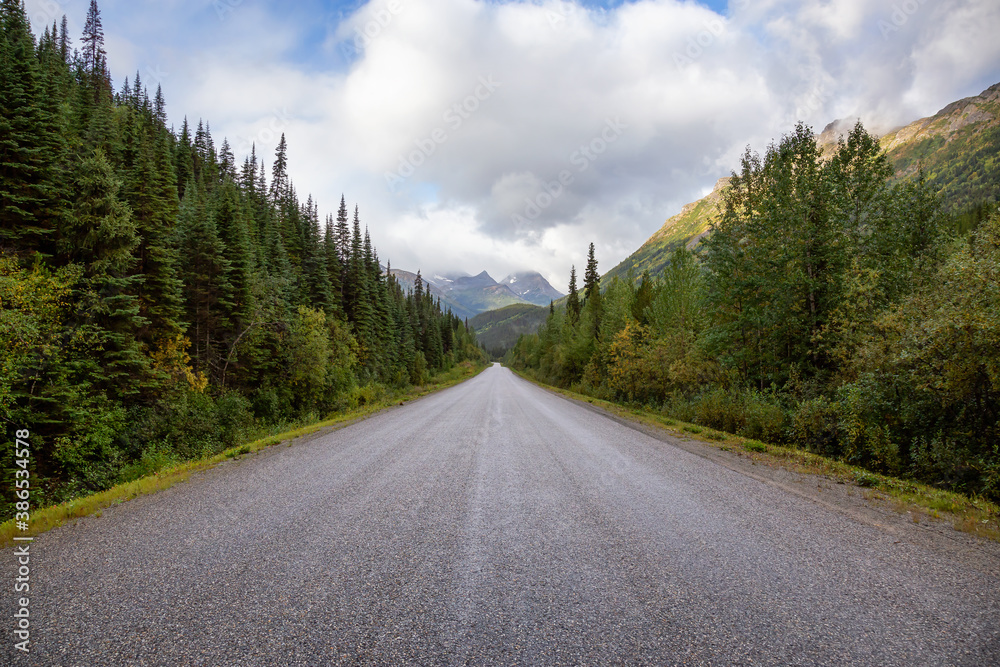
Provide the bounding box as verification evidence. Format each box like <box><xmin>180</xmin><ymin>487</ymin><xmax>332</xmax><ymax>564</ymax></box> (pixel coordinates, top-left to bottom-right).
<box><xmin>5</xmin><ymin>364</ymin><xmax>999</xmax><ymax>665</ymax></box>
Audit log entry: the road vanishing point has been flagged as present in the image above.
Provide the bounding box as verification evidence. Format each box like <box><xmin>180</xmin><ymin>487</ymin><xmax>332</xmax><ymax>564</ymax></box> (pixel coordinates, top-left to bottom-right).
<box><xmin>5</xmin><ymin>364</ymin><xmax>999</xmax><ymax>665</ymax></box>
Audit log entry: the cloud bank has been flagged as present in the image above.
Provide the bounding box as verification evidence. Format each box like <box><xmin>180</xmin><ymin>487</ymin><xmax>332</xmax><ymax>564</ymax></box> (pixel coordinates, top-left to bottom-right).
<box><xmin>25</xmin><ymin>0</ymin><xmax>1000</xmax><ymax>287</ymax></box>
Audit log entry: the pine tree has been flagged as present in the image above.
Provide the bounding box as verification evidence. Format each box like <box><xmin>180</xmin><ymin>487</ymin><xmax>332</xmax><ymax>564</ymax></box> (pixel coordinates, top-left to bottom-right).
<box><xmin>59</xmin><ymin>15</ymin><xmax>70</xmax><ymax>63</ymax></box>
<box><xmin>174</xmin><ymin>117</ymin><xmax>193</xmax><ymax>199</ymax></box>
<box><xmin>0</xmin><ymin>0</ymin><xmax>60</xmax><ymax>256</ymax></box>
<box><xmin>176</xmin><ymin>180</ymin><xmax>233</xmax><ymax>378</ymax></box>
<box><xmin>153</xmin><ymin>84</ymin><xmax>166</xmax><ymax>127</ymax></box>
<box><xmin>64</xmin><ymin>148</ymin><xmax>148</xmax><ymax>398</ymax></box>
<box><xmin>323</xmin><ymin>213</ymin><xmax>343</xmax><ymax>318</ymax></box>
<box><xmin>81</xmin><ymin>0</ymin><xmax>105</xmax><ymax>74</ymax></box>
<box><xmin>300</xmin><ymin>195</ymin><xmax>333</xmax><ymax>314</ymax></box>
<box><xmin>567</xmin><ymin>265</ymin><xmax>581</xmax><ymax>324</ymax></box>
<box><xmin>584</xmin><ymin>242</ymin><xmax>600</xmax><ymax>302</ymax></box>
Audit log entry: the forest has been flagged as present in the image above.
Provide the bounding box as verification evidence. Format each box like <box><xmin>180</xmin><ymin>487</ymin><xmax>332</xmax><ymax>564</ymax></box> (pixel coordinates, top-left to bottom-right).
<box><xmin>0</xmin><ymin>1</ymin><xmax>485</xmax><ymax>511</ymax></box>
<box><xmin>510</xmin><ymin>123</ymin><xmax>1000</xmax><ymax>502</ymax></box>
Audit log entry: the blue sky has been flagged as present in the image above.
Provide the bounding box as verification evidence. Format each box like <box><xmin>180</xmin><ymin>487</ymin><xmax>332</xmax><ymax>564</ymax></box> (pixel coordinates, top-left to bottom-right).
<box><xmin>24</xmin><ymin>0</ymin><xmax>1000</xmax><ymax>284</ymax></box>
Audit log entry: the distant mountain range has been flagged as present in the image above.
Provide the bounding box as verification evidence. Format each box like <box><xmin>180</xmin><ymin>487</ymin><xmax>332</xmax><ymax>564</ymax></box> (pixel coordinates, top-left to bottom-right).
<box><xmin>388</xmin><ymin>269</ymin><xmax>563</xmax><ymax>320</ymax></box>
<box><xmin>605</xmin><ymin>81</ymin><xmax>1000</xmax><ymax>283</ymax></box>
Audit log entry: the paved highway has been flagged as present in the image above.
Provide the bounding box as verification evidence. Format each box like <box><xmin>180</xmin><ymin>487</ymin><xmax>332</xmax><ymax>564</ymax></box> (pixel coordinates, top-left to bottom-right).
<box><xmin>5</xmin><ymin>364</ymin><xmax>999</xmax><ymax>665</ymax></box>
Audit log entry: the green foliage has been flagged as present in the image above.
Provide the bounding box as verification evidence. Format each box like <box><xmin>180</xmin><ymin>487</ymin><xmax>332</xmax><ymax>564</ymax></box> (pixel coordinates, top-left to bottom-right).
<box><xmin>0</xmin><ymin>7</ymin><xmax>487</xmax><ymax>511</ymax></box>
<box><xmin>470</xmin><ymin>303</ymin><xmax>548</xmax><ymax>357</ymax></box>
<box><xmin>512</xmin><ymin>124</ymin><xmax>999</xmax><ymax>502</ymax></box>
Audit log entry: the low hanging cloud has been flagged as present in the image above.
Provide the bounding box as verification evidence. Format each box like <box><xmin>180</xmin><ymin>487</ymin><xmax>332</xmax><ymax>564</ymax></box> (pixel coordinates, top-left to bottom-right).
<box><xmin>29</xmin><ymin>0</ymin><xmax>1000</xmax><ymax>286</ymax></box>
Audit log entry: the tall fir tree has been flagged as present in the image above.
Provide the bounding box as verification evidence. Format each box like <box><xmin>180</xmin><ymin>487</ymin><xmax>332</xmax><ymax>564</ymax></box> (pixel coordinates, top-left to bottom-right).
<box><xmin>567</xmin><ymin>265</ymin><xmax>581</xmax><ymax>324</ymax></box>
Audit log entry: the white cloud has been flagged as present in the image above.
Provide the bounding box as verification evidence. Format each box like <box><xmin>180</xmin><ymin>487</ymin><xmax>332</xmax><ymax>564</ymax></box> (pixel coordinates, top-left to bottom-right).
<box><xmin>35</xmin><ymin>0</ymin><xmax>1000</xmax><ymax>284</ymax></box>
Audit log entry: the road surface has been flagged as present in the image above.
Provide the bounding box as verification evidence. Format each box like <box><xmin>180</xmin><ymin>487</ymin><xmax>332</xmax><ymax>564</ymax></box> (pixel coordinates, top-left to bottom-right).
<box><xmin>5</xmin><ymin>364</ymin><xmax>999</xmax><ymax>665</ymax></box>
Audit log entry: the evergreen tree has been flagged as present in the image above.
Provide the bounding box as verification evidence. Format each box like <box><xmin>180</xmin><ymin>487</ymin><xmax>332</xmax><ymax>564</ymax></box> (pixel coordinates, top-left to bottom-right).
<box><xmin>584</xmin><ymin>242</ymin><xmax>600</xmax><ymax>302</ymax></box>
<box><xmin>58</xmin><ymin>15</ymin><xmax>70</xmax><ymax>63</ymax></box>
<box><xmin>300</xmin><ymin>195</ymin><xmax>334</xmax><ymax>314</ymax></box>
<box><xmin>323</xmin><ymin>213</ymin><xmax>343</xmax><ymax>318</ymax></box>
<box><xmin>174</xmin><ymin>118</ymin><xmax>193</xmax><ymax>200</ymax></box>
<box><xmin>64</xmin><ymin>148</ymin><xmax>148</xmax><ymax>398</ymax></box>
<box><xmin>176</xmin><ymin>180</ymin><xmax>233</xmax><ymax>378</ymax></box>
<box><xmin>81</xmin><ymin>0</ymin><xmax>105</xmax><ymax>75</ymax></box>
<box><xmin>567</xmin><ymin>265</ymin><xmax>581</xmax><ymax>324</ymax></box>
<box><xmin>0</xmin><ymin>0</ymin><xmax>60</xmax><ymax>256</ymax></box>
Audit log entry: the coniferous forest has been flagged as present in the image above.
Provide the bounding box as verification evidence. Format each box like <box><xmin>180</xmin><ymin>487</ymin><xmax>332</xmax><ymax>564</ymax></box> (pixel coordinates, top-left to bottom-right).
<box><xmin>510</xmin><ymin>123</ymin><xmax>1000</xmax><ymax>502</ymax></box>
<box><xmin>0</xmin><ymin>1</ymin><xmax>485</xmax><ymax>509</ymax></box>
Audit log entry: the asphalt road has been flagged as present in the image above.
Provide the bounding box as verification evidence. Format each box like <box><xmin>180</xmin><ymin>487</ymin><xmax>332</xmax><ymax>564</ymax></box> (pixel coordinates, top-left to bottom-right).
<box><xmin>5</xmin><ymin>364</ymin><xmax>999</xmax><ymax>665</ymax></box>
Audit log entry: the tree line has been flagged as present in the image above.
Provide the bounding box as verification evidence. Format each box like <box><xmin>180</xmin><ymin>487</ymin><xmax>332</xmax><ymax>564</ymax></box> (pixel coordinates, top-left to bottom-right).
<box><xmin>510</xmin><ymin>122</ymin><xmax>999</xmax><ymax>501</ymax></box>
<box><xmin>1</xmin><ymin>1</ymin><xmax>485</xmax><ymax>508</ymax></box>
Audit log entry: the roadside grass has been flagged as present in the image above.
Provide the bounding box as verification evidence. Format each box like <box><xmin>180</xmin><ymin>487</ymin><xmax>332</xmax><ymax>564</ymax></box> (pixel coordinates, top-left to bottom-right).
<box><xmin>0</xmin><ymin>362</ymin><xmax>486</xmax><ymax>549</ymax></box>
<box><xmin>511</xmin><ymin>369</ymin><xmax>1000</xmax><ymax>543</ymax></box>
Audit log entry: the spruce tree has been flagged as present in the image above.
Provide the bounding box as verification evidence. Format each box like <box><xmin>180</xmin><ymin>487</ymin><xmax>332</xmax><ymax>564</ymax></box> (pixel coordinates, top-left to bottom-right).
<box><xmin>567</xmin><ymin>265</ymin><xmax>581</xmax><ymax>324</ymax></box>
<box><xmin>323</xmin><ymin>213</ymin><xmax>344</xmax><ymax>318</ymax></box>
<box><xmin>81</xmin><ymin>0</ymin><xmax>105</xmax><ymax>75</ymax></box>
<box><xmin>176</xmin><ymin>180</ymin><xmax>233</xmax><ymax>378</ymax></box>
<box><xmin>64</xmin><ymin>148</ymin><xmax>148</xmax><ymax>398</ymax></box>
<box><xmin>584</xmin><ymin>242</ymin><xmax>600</xmax><ymax>302</ymax></box>
<box><xmin>0</xmin><ymin>0</ymin><xmax>59</xmax><ymax>256</ymax></box>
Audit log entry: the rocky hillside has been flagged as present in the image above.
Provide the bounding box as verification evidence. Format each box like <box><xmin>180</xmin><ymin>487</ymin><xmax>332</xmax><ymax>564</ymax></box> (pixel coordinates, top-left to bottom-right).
<box><xmin>499</xmin><ymin>272</ymin><xmax>564</xmax><ymax>306</ymax></box>
<box><xmin>603</xmin><ymin>177</ymin><xmax>728</xmax><ymax>283</ymax></box>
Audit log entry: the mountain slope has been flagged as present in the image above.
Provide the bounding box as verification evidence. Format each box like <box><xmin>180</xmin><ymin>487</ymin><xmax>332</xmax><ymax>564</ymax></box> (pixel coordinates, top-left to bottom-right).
<box><xmin>470</xmin><ymin>303</ymin><xmax>549</xmax><ymax>356</ymax></box>
<box><xmin>499</xmin><ymin>272</ymin><xmax>564</xmax><ymax>306</ymax></box>
<box><xmin>605</xmin><ymin>82</ymin><xmax>1000</xmax><ymax>283</ymax></box>
<box><xmin>603</xmin><ymin>177</ymin><xmax>728</xmax><ymax>283</ymax></box>
<box><xmin>880</xmin><ymin>82</ymin><xmax>1000</xmax><ymax>214</ymax></box>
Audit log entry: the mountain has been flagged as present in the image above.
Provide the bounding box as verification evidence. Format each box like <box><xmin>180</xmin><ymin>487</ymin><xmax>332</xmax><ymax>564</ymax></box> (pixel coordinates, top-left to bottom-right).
<box><xmin>603</xmin><ymin>177</ymin><xmax>728</xmax><ymax>284</ymax></box>
<box><xmin>390</xmin><ymin>269</ymin><xmax>544</xmax><ymax>317</ymax></box>
<box><xmin>389</xmin><ymin>269</ymin><xmax>477</xmax><ymax>320</ymax></box>
<box><xmin>879</xmin><ymin>82</ymin><xmax>1000</xmax><ymax>214</ymax></box>
<box><xmin>499</xmin><ymin>271</ymin><xmax>565</xmax><ymax>306</ymax></box>
<box><xmin>470</xmin><ymin>303</ymin><xmax>550</xmax><ymax>357</ymax></box>
<box><xmin>425</xmin><ymin>270</ymin><xmax>527</xmax><ymax>314</ymax></box>
<box><xmin>606</xmin><ymin>82</ymin><xmax>1000</xmax><ymax>283</ymax></box>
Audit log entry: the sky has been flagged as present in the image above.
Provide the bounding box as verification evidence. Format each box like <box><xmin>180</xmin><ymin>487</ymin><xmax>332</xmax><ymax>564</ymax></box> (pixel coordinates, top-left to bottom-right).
<box><xmin>24</xmin><ymin>0</ymin><xmax>1000</xmax><ymax>288</ymax></box>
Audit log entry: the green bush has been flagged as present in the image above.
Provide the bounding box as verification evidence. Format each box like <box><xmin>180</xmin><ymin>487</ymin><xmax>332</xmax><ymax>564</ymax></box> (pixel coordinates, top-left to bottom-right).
<box><xmin>117</xmin><ymin>446</ymin><xmax>177</xmax><ymax>484</ymax></box>
<box><xmin>216</xmin><ymin>392</ymin><xmax>253</xmax><ymax>449</ymax></box>
<box><xmin>693</xmin><ymin>388</ymin><xmax>745</xmax><ymax>434</ymax></box>
<box><xmin>167</xmin><ymin>390</ymin><xmax>221</xmax><ymax>459</ymax></box>
<box><xmin>250</xmin><ymin>386</ymin><xmax>284</xmax><ymax>424</ymax></box>
<box><xmin>738</xmin><ymin>390</ymin><xmax>787</xmax><ymax>443</ymax></box>
<box><xmin>790</xmin><ymin>396</ymin><xmax>841</xmax><ymax>456</ymax></box>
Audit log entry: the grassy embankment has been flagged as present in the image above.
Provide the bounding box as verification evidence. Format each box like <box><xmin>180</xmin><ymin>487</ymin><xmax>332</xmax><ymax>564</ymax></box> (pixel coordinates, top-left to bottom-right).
<box><xmin>0</xmin><ymin>361</ymin><xmax>486</xmax><ymax>548</ymax></box>
<box><xmin>512</xmin><ymin>368</ymin><xmax>1000</xmax><ymax>543</ymax></box>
